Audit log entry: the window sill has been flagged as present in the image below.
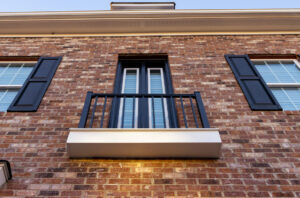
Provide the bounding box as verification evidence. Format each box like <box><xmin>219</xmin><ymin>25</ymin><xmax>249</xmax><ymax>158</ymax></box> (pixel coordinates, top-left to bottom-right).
<box><xmin>67</xmin><ymin>128</ymin><xmax>222</xmax><ymax>158</ymax></box>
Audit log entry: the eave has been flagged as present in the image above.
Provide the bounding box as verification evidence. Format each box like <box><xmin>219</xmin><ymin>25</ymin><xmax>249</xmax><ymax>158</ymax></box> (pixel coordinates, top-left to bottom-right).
<box><xmin>0</xmin><ymin>9</ymin><xmax>300</xmax><ymax>36</ymax></box>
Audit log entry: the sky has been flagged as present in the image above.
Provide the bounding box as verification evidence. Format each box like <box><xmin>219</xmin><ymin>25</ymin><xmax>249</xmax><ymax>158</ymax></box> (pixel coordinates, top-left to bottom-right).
<box><xmin>0</xmin><ymin>0</ymin><xmax>300</xmax><ymax>12</ymax></box>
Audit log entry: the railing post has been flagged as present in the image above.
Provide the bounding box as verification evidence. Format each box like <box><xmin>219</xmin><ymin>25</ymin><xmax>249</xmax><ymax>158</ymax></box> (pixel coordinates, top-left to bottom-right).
<box><xmin>194</xmin><ymin>91</ymin><xmax>210</xmax><ymax>128</ymax></box>
<box><xmin>78</xmin><ymin>91</ymin><xmax>93</xmax><ymax>128</ymax></box>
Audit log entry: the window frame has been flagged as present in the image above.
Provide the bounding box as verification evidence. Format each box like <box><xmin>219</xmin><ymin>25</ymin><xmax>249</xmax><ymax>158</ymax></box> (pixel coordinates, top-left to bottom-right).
<box><xmin>0</xmin><ymin>61</ymin><xmax>36</xmax><ymax>112</ymax></box>
<box><xmin>252</xmin><ymin>58</ymin><xmax>300</xmax><ymax>110</ymax></box>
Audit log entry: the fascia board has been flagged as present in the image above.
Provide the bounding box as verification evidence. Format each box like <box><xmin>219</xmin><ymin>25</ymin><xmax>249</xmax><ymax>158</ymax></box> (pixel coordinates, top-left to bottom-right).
<box><xmin>0</xmin><ymin>9</ymin><xmax>300</xmax><ymax>34</ymax></box>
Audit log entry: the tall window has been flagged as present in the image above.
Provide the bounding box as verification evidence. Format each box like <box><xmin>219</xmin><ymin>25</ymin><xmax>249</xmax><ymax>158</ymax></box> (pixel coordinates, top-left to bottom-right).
<box><xmin>0</xmin><ymin>62</ymin><xmax>35</xmax><ymax>111</ymax></box>
<box><xmin>118</xmin><ymin>68</ymin><xmax>139</xmax><ymax>128</ymax></box>
<box><xmin>147</xmin><ymin>68</ymin><xmax>169</xmax><ymax>128</ymax></box>
<box><xmin>253</xmin><ymin>60</ymin><xmax>300</xmax><ymax>110</ymax></box>
<box><xmin>111</xmin><ymin>56</ymin><xmax>175</xmax><ymax>128</ymax></box>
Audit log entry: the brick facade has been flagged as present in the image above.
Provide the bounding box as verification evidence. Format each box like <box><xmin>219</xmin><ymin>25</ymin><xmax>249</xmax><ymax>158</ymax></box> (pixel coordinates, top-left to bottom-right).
<box><xmin>0</xmin><ymin>35</ymin><xmax>299</xmax><ymax>197</ymax></box>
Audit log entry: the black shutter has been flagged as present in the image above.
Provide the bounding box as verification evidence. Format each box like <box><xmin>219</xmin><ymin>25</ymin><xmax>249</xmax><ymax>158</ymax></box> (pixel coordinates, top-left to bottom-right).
<box><xmin>225</xmin><ymin>54</ymin><xmax>282</xmax><ymax>110</ymax></box>
<box><xmin>7</xmin><ymin>56</ymin><xmax>62</xmax><ymax>112</ymax></box>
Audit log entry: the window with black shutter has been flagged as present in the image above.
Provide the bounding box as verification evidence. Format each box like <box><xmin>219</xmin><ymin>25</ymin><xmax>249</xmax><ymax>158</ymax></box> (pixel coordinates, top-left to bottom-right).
<box><xmin>225</xmin><ymin>54</ymin><xmax>282</xmax><ymax>110</ymax></box>
<box><xmin>4</xmin><ymin>56</ymin><xmax>62</xmax><ymax>112</ymax></box>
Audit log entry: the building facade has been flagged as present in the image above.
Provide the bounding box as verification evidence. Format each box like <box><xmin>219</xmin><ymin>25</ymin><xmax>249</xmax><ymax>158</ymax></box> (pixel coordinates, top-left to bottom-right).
<box><xmin>0</xmin><ymin>3</ymin><xmax>300</xmax><ymax>197</ymax></box>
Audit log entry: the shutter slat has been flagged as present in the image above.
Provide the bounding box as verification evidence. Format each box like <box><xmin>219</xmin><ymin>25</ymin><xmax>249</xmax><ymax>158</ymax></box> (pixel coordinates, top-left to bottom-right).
<box><xmin>225</xmin><ymin>54</ymin><xmax>282</xmax><ymax>110</ymax></box>
<box><xmin>7</xmin><ymin>56</ymin><xmax>62</xmax><ymax>112</ymax></box>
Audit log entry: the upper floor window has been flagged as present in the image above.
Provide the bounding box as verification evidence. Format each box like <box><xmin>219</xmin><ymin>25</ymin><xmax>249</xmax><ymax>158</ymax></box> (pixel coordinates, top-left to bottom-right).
<box><xmin>0</xmin><ymin>62</ymin><xmax>35</xmax><ymax>111</ymax></box>
<box><xmin>253</xmin><ymin>60</ymin><xmax>300</xmax><ymax>110</ymax></box>
<box><xmin>110</xmin><ymin>56</ymin><xmax>176</xmax><ymax>128</ymax></box>
<box><xmin>0</xmin><ymin>57</ymin><xmax>62</xmax><ymax>112</ymax></box>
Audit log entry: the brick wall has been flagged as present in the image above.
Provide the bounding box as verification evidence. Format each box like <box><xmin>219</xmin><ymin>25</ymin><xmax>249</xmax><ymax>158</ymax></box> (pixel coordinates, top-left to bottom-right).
<box><xmin>0</xmin><ymin>35</ymin><xmax>299</xmax><ymax>197</ymax></box>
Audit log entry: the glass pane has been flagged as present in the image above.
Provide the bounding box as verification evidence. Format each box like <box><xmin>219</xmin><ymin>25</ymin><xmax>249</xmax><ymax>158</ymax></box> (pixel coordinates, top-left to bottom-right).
<box><xmin>124</xmin><ymin>70</ymin><xmax>137</xmax><ymax>94</ymax></box>
<box><xmin>281</xmin><ymin>61</ymin><xmax>300</xmax><ymax>83</ymax></box>
<box><xmin>120</xmin><ymin>69</ymin><xmax>137</xmax><ymax>128</ymax></box>
<box><xmin>122</xmin><ymin>98</ymin><xmax>135</xmax><ymax>128</ymax></box>
<box><xmin>271</xmin><ymin>88</ymin><xmax>299</xmax><ymax>110</ymax></box>
<box><xmin>0</xmin><ymin>90</ymin><xmax>18</xmax><ymax>112</ymax></box>
<box><xmin>150</xmin><ymin>70</ymin><xmax>163</xmax><ymax>93</ymax></box>
<box><xmin>0</xmin><ymin>74</ymin><xmax>15</xmax><ymax>85</ymax></box>
<box><xmin>0</xmin><ymin>63</ymin><xmax>8</xmax><ymax>74</ymax></box>
<box><xmin>10</xmin><ymin>73</ymin><xmax>31</xmax><ymax>85</ymax></box>
<box><xmin>149</xmin><ymin>69</ymin><xmax>166</xmax><ymax>128</ymax></box>
<box><xmin>284</xmin><ymin>88</ymin><xmax>300</xmax><ymax>109</ymax></box>
<box><xmin>254</xmin><ymin>62</ymin><xmax>278</xmax><ymax>83</ymax></box>
<box><xmin>151</xmin><ymin>98</ymin><xmax>165</xmax><ymax>128</ymax></box>
<box><xmin>267</xmin><ymin>61</ymin><xmax>295</xmax><ymax>83</ymax></box>
<box><xmin>0</xmin><ymin>63</ymin><xmax>34</xmax><ymax>85</ymax></box>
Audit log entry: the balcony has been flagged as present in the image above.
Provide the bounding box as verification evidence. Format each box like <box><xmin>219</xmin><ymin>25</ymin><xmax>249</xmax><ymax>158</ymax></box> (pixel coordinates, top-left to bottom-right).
<box><xmin>67</xmin><ymin>92</ymin><xmax>221</xmax><ymax>158</ymax></box>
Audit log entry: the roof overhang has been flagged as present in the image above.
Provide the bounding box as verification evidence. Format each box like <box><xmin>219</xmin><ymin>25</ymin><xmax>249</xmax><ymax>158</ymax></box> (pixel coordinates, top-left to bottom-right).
<box><xmin>0</xmin><ymin>9</ymin><xmax>300</xmax><ymax>36</ymax></box>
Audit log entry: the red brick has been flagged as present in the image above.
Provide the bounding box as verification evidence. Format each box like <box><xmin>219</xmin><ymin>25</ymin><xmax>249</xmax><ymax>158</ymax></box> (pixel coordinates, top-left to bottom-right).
<box><xmin>0</xmin><ymin>34</ymin><xmax>299</xmax><ymax>198</ymax></box>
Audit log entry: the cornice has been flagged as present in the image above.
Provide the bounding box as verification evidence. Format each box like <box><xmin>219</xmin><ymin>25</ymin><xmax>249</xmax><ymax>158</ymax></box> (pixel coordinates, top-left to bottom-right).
<box><xmin>0</xmin><ymin>9</ymin><xmax>299</xmax><ymax>35</ymax></box>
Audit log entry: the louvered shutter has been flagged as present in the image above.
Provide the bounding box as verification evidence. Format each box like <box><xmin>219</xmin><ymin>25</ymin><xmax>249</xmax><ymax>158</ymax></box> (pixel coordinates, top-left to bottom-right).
<box><xmin>7</xmin><ymin>57</ymin><xmax>62</xmax><ymax>112</ymax></box>
<box><xmin>225</xmin><ymin>54</ymin><xmax>281</xmax><ymax>110</ymax></box>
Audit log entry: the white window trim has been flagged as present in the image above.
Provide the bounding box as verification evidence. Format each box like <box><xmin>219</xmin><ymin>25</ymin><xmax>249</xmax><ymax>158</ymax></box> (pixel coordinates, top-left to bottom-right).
<box><xmin>117</xmin><ymin>68</ymin><xmax>139</xmax><ymax>128</ymax></box>
<box><xmin>147</xmin><ymin>68</ymin><xmax>170</xmax><ymax>128</ymax></box>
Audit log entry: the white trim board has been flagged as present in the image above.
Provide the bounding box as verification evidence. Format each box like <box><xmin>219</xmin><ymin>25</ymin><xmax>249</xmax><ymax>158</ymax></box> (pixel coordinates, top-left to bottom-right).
<box><xmin>67</xmin><ymin>128</ymin><xmax>222</xmax><ymax>158</ymax></box>
<box><xmin>0</xmin><ymin>9</ymin><xmax>300</xmax><ymax>35</ymax></box>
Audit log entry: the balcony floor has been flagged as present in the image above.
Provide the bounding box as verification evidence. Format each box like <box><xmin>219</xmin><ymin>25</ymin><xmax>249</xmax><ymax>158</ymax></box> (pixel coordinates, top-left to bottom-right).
<box><xmin>67</xmin><ymin>128</ymin><xmax>221</xmax><ymax>158</ymax></box>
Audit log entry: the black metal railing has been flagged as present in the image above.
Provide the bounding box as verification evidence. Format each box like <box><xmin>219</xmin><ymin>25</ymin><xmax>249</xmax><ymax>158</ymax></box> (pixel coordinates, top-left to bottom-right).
<box><xmin>78</xmin><ymin>91</ymin><xmax>210</xmax><ymax>128</ymax></box>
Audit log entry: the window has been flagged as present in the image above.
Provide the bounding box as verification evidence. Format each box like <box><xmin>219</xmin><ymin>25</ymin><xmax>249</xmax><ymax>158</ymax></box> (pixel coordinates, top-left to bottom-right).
<box><xmin>0</xmin><ymin>62</ymin><xmax>35</xmax><ymax>111</ymax></box>
<box><xmin>253</xmin><ymin>60</ymin><xmax>300</xmax><ymax>110</ymax></box>
<box><xmin>225</xmin><ymin>55</ymin><xmax>282</xmax><ymax>110</ymax></box>
<box><xmin>111</xmin><ymin>56</ymin><xmax>175</xmax><ymax>128</ymax></box>
<box><xmin>0</xmin><ymin>57</ymin><xmax>62</xmax><ymax>112</ymax></box>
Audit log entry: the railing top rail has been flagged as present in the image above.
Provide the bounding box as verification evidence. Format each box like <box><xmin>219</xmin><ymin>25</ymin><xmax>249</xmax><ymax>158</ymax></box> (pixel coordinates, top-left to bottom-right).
<box><xmin>91</xmin><ymin>93</ymin><xmax>196</xmax><ymax>98</ymax></box>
